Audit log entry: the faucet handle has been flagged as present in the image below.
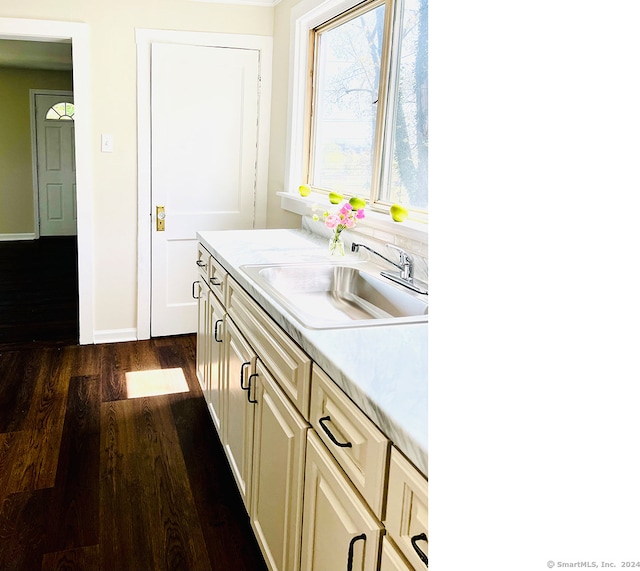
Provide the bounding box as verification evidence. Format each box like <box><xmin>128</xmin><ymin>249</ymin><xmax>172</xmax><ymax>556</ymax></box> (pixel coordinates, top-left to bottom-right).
<box><xmin>386</xmin><ymin>244</ymin><xmax>413</xmax><ymax>280</ymax></box>
<box><xmin>386</xmin><ymin>244</ymin><xmax>412</xmax><ymax>263</ymax></box>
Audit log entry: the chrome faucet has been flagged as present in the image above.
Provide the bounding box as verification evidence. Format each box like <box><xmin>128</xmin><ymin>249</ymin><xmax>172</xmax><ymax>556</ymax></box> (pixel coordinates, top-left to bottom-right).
<box><xmin>351</xmin><ymin>242</ymin><xmax>428</xmax><ymax>295</ymax></box>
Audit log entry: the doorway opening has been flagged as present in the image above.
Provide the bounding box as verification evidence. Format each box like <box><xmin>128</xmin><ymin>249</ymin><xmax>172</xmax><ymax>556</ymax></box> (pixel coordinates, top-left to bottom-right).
<box><xmin>0</xmin><ymin>45</ymin><xmax>77</xmax><ymax>348</ymax></box>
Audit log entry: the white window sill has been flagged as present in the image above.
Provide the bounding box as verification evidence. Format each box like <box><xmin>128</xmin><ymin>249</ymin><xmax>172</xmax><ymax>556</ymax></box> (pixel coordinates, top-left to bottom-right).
<box><xmin>278</xmin><ymin>191</ymin><xmax>428</xmax><ymax>246</ymax></box>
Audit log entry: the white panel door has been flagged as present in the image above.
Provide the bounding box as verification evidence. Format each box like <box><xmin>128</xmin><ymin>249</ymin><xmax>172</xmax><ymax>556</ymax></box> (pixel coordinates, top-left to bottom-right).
<box><xmin>35</xmin><ymin>93</ymin><xmax>77</xmax><ymax>236</ymax></box>
<box><xmin>151</xmin><ymin>42</ymin><xmax>260</xmax><ymax>337</ymax></box>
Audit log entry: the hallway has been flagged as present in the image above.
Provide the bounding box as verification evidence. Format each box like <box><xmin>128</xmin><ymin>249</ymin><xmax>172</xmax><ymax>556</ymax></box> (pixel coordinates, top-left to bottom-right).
<box><xmin>0</xmin><ymin>236</ymin><xmax>78</xmax><ymax>350</ymax></box>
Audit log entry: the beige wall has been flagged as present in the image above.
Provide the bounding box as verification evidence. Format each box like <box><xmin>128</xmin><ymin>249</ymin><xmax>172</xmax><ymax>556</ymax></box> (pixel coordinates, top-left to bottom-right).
<box><xmin>0</xmin><ymin>0</ymin><xmax>276</xmax><ymax>335</ymax></box>
<box><xmin>266</xmin><ymin>0</ymin><xmax>301</xmax><ymax>230</ymax></box>
<box><xmin>0</xmin><ymin>67</ymin><xmax>73</xmax><ymax>235</ymax></box>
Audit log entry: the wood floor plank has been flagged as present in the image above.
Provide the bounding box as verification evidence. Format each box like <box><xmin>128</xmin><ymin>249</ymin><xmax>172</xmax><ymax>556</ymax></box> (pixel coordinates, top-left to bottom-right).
<box><xmin>69</xmin><ymin>344</ymin><xmax>103</xmax><ymax>378</ymax></box>
<box><xmin>0</xmin><ymin>488</ymin><xmax>52</xmax><ymax>571</ymax></box>
<box><xmin>9</xmin><ymin>348</ymin><xmax>73</xmax><ymax>492</ymax></box>
<box><xmin>0</xmin><ymin>431</ymin><xmax>22</xmax><ymax>503</ymax></box>
<box><xmin>44</xmin><ymin>374</ymin><xmax>100</xmax><ymax>553</ymax></box>
<box><xmin>100</xmin><ymin>399</ymin><xmax>156</xmax><ymax>570</ymax></box>
<box><xmin>0</xmin><ymin>350</ymin><xmax>38</xmax><ymax>433</ymax></box>
<box><xmin>135</xmin><ymin>396</ymin><xmax>212</xmax><ymax>571</ymax></box>
<box><xmin>41</xmin><ymin>545</ymin><xmax>100</xmax><ymax>571</ymax></box>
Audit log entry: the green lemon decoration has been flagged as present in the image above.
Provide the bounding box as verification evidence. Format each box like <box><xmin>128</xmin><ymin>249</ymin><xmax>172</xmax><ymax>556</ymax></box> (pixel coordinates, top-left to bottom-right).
<box><xmin>298</xmin><ymin>184</ymin><xmax>311</xmax><ymax>197</ymax></box>
<box><xmin>328</xmin><ymin>192</ymin><xmax>344</xmax><ymax>204</ymax></box>
<box><xmin>390</xmin><ymin>203</ymin><xmax>409</xmax><ymax>222</ymax></box>
<box><xmin>349</xmin><ymin>196</ymin><xmax>367</xmax><ymax>210</ymax></box>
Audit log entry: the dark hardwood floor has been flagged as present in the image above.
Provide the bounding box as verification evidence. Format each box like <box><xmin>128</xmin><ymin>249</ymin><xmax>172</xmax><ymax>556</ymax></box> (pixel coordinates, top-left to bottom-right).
<box><xmin>0</xmin><ymin>236</ymin><xmax>79</xmax><ymax>350</ymax></box>
<box><xmin>0</xmin><ymin>335</ymin><xmax>268</xmax><ymax>571</ymax></box>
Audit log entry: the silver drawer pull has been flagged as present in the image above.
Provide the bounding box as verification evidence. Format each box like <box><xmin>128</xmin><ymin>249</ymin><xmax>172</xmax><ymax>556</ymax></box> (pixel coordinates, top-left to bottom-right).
<box><xmin>210</xmin><ymin>277</ymin><xmax>222</xmax><ymax>286</ymax></box>
<box><xmin>318</xmin><ymin>416</ymin><xmax>352</xmax><ymax>448</ymax></box>
<box><xmin>196</xmin><ymin>260</ymin><xmax>206</xmax><ymax>267</ymax></box>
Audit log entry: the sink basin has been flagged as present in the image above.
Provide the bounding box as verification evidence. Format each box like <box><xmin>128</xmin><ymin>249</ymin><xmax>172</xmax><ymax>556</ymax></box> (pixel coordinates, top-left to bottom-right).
<box><xmin>241</xmin><ymin>262</ymin><xmax>428</xmax><ymax>329</ymax></box>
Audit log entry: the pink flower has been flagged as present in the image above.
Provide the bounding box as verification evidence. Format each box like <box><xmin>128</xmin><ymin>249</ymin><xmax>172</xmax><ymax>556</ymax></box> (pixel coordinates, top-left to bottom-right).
<box><xmin>325</xmin><ymin>214</ymin><xmax>340</xmax><ymax>229</ymax></box>
<box><xmin>339</xmin><ymin>203</ymin><xmax>352</xmax><ymax>215</ymax></box>
<box><xmin>344</xmin><ymin>217</ymin><xmax>356</xmax><ymax>228</ymax></box>
<box><xmin>356</xmin><ymin>209</ymin><xmax>365</xmax><ymax>219</ymax></box>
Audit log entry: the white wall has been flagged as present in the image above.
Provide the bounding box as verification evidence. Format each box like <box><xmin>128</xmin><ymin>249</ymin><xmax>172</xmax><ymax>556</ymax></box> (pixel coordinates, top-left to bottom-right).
<box><xmin>0</xmin><ymin>0</ymin><xmax>274</xmax><ymax>336</ymax></box>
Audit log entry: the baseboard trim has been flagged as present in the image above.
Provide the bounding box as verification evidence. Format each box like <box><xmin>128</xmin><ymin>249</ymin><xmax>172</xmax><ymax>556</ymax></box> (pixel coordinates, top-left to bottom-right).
<box><xmin>0</xmin><ymin>233</ymin><xmax>36</xmax><ymax>241</ymax></box>
<box><xmin>93</xmin><ymin>328</ymin><xmax>138</xmax><ymax>344</ymax></box>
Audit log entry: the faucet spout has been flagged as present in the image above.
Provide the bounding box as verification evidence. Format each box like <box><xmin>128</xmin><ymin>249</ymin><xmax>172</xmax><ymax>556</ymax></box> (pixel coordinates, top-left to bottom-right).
<box><xmin>351</xmin><ymin>242</ymin><xmax>402</xmax><ymax>270</ymax></box>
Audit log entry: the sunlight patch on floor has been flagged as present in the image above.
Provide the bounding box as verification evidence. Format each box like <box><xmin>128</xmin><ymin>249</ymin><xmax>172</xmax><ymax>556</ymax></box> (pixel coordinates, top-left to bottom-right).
<box><xmin>125</xmin><ymin>367</ymin><xmax>189</xmax><ymax>398</ymax></box>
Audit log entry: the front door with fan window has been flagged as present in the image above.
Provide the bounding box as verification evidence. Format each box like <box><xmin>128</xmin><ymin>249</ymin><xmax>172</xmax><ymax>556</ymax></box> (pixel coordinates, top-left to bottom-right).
<box><xmin>34</xmin><ymin>92</ymin><xmax>77</xmax><ymax>236</ymax></box>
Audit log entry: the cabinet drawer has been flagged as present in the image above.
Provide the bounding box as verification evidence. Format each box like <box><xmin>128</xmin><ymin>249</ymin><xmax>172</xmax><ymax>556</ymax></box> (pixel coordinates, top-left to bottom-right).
<box><xmin>309</xmin><ymin>365</ymin><xmax>390</xmax><ymax>520</ymax></box>
<box><xmin>385</xmin><ymin>447</ymin><xmax>428</xmax><ymax>570</ymax></box>
<box><xmin>196</xmin><ymin>242</ymin><xmax>211</xmax><ymax>280</ymax></box>
<box><xmin>197</xmin><ymin>243</ymin><xmax>227</xmax><ymax>304</ymax></box>
<box><xmin>208</xmin><ymin>255</ymin><xmax>227</xmax><ymax>305</ymax></box>
<box><xmin>227</xmin><ymin>276</ymin><xmax>311</xmax><ymax>418</ymax></box>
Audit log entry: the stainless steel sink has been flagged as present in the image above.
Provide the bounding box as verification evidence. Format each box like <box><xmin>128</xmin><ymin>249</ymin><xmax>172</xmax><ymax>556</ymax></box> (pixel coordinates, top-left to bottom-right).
<box><xmin>241</xmin><ymin>262</ymin><xmax>428</xmax><ymax>329</ymax></box>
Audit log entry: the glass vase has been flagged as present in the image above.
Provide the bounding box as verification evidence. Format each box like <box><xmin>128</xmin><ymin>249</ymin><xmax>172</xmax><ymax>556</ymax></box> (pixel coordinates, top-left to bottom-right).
<box><xmin>329</xmin><ymin>233</ymin><xmax>345</xmax><ymax>257</ymax></box>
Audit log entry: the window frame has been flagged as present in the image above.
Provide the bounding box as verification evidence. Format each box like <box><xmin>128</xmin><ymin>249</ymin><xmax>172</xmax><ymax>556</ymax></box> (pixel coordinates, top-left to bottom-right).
<box><xmin>298</xmin><ymin>0</ymin><xmax>427</xmax><ymax>219</ymax></box>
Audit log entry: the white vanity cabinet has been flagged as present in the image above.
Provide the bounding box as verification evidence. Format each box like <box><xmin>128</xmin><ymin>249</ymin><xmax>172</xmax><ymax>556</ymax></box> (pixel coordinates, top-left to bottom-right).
<box><xmin>195</xmin><ymin>240</ymin><xmax>428</xmax><ymax>571</ymax></box>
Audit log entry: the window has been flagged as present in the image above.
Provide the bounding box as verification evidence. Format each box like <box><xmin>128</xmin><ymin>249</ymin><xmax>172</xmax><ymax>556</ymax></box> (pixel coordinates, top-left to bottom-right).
<box><xmin>306</xmin><ymin>0</ymin><xmax>427</xmax><ymax>213</ymax></box>
<box><xmin>46</xmin><ymin>102</ymin><xmax>75</xmax><ymax>121</ymax></box>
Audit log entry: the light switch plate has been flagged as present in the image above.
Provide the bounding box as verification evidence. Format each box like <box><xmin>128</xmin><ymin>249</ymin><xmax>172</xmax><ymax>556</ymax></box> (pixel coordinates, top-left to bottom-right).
<box><xmin>101</xmin><ymin>134</ymin><xmax>114</xmax><ymax>153</ymax></box>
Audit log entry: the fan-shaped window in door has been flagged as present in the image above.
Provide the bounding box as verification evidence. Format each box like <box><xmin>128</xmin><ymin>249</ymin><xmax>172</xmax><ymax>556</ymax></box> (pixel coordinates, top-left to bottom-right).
<box><xmin>45</xmin><ymin>102</ymin><xmax>75</xmax><ymax>121</ymax></box>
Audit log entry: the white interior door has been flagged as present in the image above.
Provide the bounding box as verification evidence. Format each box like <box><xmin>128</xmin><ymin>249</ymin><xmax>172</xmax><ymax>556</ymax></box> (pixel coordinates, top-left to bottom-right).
<box><xmin>150</xmin><ymin>42</ymin><xmax>260</xmax><ymax>337</ymax></box>
<box><xmin>35</xmin><ymin>92</ymin><xmax>77</xmax><ymax>236</ymax></box>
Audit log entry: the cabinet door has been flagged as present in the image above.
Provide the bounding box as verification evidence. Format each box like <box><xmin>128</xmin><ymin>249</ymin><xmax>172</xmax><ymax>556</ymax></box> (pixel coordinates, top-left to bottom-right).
<box><xmin>205</xmin><ymin>290</ymin><xmax>225</xmax><ymax>432</ymax></box>
<box><xmin>385</xmin><ymin>448</ymin><xmax>428</xmax><ymax>569</ymax></box>
<box><xmin>301</xmin><ymin>431</ymin><xmax>383</xmax><ymax>571</ymax></box>
<box><xmin>196</xmin><ymin>277</ymin><xmax>209</xmax><ymax>394</ymax></box>
<box><xmin>250</xmin><ymin>360</ymin><xmax>308</xmax><ymax>571</ymax></box>
<box><xmin>380</xmin><ymin>537</ymin><xmax>414</xmax><ymax>571</ymax></box>
<box><xmin>222</xmin><ymin>317</ymin><xmax>256</xmax><ymax>507</ymax></box>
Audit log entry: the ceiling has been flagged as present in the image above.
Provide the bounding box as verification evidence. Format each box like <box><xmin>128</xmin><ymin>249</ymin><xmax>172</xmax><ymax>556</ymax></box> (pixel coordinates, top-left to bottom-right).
<box><xmin>0</xmin><ymin>38</ymin><xmax>73</xmax><ymax>71</ymax></box>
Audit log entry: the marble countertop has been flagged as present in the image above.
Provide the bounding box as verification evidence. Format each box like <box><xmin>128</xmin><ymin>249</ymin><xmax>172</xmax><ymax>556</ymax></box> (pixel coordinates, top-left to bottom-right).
<box><xmin>197</xmin><ymin>228</ymin><xmax>428</xmax><ymax>476</ymax></box>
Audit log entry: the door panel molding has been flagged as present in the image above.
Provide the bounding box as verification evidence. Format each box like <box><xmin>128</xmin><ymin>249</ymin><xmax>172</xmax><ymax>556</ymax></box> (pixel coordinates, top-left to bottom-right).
<box><xmin>135</xmin><ymin>28</ymin><xmax>273</xmax><ymax>340</ymax></box>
